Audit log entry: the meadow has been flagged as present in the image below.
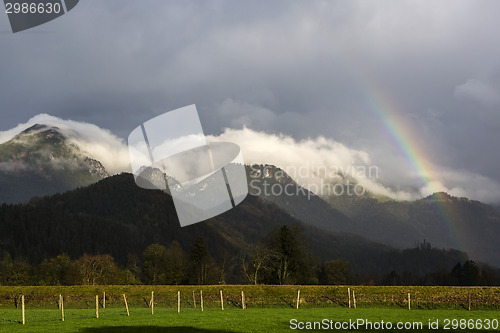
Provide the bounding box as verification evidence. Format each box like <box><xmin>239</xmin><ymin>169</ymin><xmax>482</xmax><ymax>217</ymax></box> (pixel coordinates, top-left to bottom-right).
<box><xmin>0</xmin><ymin>285</ymin><xmax>498</xmax><ymax>332</ymax></box>
<box><xmin>1</xmin><ymin>307</ymin><xmax>499</xmax><ymax>332</ymax></box>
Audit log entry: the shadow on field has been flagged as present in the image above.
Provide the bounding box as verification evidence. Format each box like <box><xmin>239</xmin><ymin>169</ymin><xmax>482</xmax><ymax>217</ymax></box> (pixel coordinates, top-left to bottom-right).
<box><xmin>80</xmin><ymin>327</ymin><xmax>238</xmax><ymax>333</ymax></box>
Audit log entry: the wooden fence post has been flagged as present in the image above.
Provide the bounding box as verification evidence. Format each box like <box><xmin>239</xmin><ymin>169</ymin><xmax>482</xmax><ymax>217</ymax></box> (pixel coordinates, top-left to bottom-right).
<box><xmin>103</xmin><ymin>292</ymin><xmax>106</xmax><ymax>309</ymax></box>
<box><xmin>200</xmin><ymin>290</ymin><xmax>204</xmax><ymax>312</ymax></box>
<box><xmin>58</xmin><ymin>294</ymin><xmax>62</xmax><ymax>310</ymax></box>
<box><xmin>193</xmin><ymin>290</ymin><xmax>196</xmax><ymax>308</ymax></box>
<box><xmin>408</xmin><ymin>293</ymin><xmax>411</xmax><ymax>310</ymax></box>
<box><xmin>353</xmin><ymin>290</ymin><xmax>356</xmax><ymax>308</ymax></box>
<box><xmin>178</xmin><ymin>291</ymin><xmax>181</xmax><ymax>313</ymax></box>
<box><xmin>151</xmin><ymin>291</ymin><xmax>154</xmax><ymax>315</ymax></box>
<box><xmin>123</xmin><ymin>294</ymin><xmax>130</xmax><ymax>316</ymax></box>
<box><xmin>61</xmin><ymin>295</ymin><xmax>64</xmax><ymax>322</ymax></box>
<box><xmin>96</xmin><ymin>295</ymin><xmax>99</xmax><ymax>319</ymax></box>
<box><xmin>468</xmin><ymin>291</ymin><xmax>471</xmax><ymax>311</ymax></box>
<box><xmin>241</xmin><ymin>290</ymin><xmax>246</xmax><ymax>310</ymax></box>
<box><xmin>21</xmin><ymin>295</ymin><xmax>25</xmax><ymax>325</ymax></box>
<box><xmin>220</xmin><ymin>290</ymin><xmax>224</xmax><ymax>310</ymax></box>
<box><xmin>348</xmin><ymin>288</ymin><xmax>351</xmax><ymax>308</ymax></box>
<box><xmin>296</xmin><ymin>290</ymin><xmax>300</xmax><ymax>309</ymax></box>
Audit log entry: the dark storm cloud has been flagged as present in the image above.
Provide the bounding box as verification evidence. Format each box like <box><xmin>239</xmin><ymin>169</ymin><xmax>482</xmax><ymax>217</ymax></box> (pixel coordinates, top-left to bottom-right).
<box><xmin>1</xmin><ymin>0</ymin><xmax>500</xmax><ymax>202</ymax></box>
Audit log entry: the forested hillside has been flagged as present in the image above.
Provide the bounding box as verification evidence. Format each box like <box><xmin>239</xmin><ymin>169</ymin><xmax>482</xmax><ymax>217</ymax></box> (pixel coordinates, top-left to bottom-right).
<box><xmin>1</xmin><ymin>174</ymin><xmax>497</xmax><ymax>286</ymax></box>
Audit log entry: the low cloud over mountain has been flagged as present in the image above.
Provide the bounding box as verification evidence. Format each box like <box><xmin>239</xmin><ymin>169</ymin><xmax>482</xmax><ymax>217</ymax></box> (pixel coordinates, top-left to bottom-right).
<box><xmin>2</xmin><ymin>114</ymin><xmax>500</xmax><ymax>204</ymax></box>
<box><xmin>0</xmin><ymin>114</ymin><xmax>130</xmax><ymax>175</ymax></box>
<box><xmin>213</xmin><ymin>128</ymin><xmax>500</xmax><ymax>204</ymax></box>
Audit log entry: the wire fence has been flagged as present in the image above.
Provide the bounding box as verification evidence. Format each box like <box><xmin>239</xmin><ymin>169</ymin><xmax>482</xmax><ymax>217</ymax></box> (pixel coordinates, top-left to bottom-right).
<box><xmin>1</xmin><ymin>285</ymin><xmax>499</xmax><ymax>312</ymax></box>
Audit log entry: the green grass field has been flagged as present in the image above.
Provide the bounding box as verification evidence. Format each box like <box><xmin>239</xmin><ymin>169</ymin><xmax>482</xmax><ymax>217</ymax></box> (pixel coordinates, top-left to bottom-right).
<box><xmin>0</xmin><ymin>285</ymin><xmax>498</xmax><ymax>332</ymax></box>
<box><xmin>0</xmin><ymin>307</ymin><xmax>499</xmax><ymax>332</ymax></box>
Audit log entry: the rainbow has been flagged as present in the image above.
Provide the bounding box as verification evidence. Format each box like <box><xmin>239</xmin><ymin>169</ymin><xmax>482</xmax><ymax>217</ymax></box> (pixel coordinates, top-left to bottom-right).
<box><xmin>347</xmin><ymin>65</ymin><xmax>467</xmax><ymax>253</ymax></box>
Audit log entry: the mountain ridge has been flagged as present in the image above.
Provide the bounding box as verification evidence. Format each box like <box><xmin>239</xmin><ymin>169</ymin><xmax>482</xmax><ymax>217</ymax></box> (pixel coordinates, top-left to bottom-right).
<box><xmin>324</xmin><ymin>190</ymin><xmax>500</xmax><ymax>267</ymax></box>
<box><xmin>0</xmin><ymin>124</ymin><xmax>108</xmax><ymax>203</ymax></box>
<box><xmin>0</xmin><ymin>173</ymin><xmax>472</xmax><ymax>282</ymax></box>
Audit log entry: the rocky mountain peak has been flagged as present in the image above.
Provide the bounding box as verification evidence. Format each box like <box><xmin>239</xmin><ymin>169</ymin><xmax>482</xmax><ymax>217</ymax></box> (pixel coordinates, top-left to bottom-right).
<box><xmin>0</xmin><ymin>123</ymin><xmax>109</xmax><ymax>203</ymax></box>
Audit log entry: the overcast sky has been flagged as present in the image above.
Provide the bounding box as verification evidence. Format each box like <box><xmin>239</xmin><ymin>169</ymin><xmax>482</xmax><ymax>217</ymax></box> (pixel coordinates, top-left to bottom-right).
<box><xmin>1</xmin><ymin>1</ymin><xmax>500</xmax><ymax>203</ymax></box>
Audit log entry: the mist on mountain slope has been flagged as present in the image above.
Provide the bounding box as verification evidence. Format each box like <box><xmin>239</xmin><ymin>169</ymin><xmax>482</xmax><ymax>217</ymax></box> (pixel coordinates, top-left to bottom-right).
<box><xmin>1</xmin><ymin>114</ymin><xmax>500</xmax><ymax>204</ymax></box>
<box><xmin>0</xmin><ymin>114</ymin><xmax>131</xmax><ymax>175</ymax></box>
<box><xmin>0</xmin><ymin>126</ymin><xmax>96</xmax><ymax>174</ymax></box>
<box><xmin>212</xmin><ymin>128</ymin><xmax>500</xmax><ymax>204</ymax></box>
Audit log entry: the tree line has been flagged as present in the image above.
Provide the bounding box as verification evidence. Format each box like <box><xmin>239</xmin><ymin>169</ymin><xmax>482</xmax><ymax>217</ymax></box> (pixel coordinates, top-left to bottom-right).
<box><xmin>1</xmin><ymin>225</ymin><xmax>498</xmax><ymax>286</ymax></box>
